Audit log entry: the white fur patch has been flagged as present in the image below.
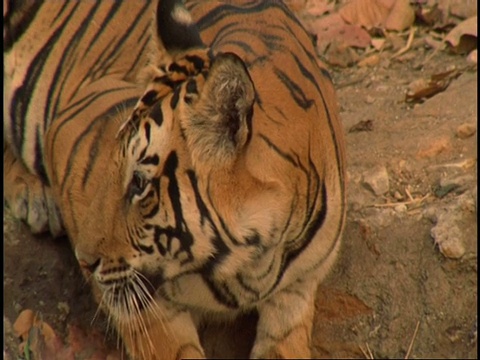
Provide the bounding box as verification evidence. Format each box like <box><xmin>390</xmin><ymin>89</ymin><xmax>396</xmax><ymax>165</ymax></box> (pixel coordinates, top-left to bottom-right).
<box><xmin>171</xmin><ymin>5</ymin><xmax>193</xmax><ymax>25</ymax></box>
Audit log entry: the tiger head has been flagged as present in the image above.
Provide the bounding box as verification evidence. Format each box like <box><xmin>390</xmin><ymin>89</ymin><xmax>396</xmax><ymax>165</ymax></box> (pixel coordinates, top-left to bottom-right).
<box><xmin>73</xmin><ymin>0</ymin><xmax>274</xmax><ymax>327</ymax></box>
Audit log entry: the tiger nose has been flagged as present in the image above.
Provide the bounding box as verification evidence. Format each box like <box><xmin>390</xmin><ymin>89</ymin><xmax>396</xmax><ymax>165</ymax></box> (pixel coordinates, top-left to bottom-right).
<box><xmin>75</xmin><ymin>246</ymin><xmax>101</xmax><ymax>274</ymax></box>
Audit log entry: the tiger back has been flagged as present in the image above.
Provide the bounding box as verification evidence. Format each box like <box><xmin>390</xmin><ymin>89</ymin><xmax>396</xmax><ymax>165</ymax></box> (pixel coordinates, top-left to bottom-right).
<box><xmin>4</xmin><ymin>1</ymin><xmax>346</xmax><ymax>359</ymax></box>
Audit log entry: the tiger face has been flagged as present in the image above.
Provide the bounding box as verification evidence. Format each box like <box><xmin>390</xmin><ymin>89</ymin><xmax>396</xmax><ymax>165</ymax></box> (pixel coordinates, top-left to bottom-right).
<box><xmin>75</xmin><ymin>49</ymin><xmax>290</xmax><ymax>322</ymax></box>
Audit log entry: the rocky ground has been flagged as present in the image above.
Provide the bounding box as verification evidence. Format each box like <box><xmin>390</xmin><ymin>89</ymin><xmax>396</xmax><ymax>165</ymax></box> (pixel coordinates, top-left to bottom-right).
<box><xmin>4</xmin><ymin>1</ymin><xmax>477</xmax><ymax>359</ymax></box>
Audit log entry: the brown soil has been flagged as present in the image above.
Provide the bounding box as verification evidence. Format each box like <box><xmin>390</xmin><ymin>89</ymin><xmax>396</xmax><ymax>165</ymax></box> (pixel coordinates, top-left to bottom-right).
<box><xmin>4</xmin><ymin>8</ymin><xmax>477</xmax><ymax>360</ymax></box>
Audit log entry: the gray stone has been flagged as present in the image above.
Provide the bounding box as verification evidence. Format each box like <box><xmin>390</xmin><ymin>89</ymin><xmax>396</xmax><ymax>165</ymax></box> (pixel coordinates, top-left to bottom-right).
<box><xmin>362</xmin><ymin>165</ymin><xmax>390</xmax><ymax>196</ymax></box>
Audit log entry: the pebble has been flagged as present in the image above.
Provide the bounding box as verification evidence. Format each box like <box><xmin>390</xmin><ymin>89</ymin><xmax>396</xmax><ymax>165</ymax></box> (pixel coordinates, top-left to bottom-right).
<box><xmin>362</xmin><ymin>165</ymin><xmax>390</xmax><ymax>196</ymax></box>
<box><xmin>430</xmin><ymin>212</ymin><xmax>466</xmax><ymax>259</ymax></box>
<box><xmin>57</xmin><ymin>302</ymin><xmax>70</xmax><ymax>315</ymax></box>
<box><xmin>365</xmin><ymin>95</ymin><xmax>376</xmax><ymax>104</ymax></box>
<box><xmin>14</xmin><ymin>302</ymin><xmax>22</xmax><ymax>314</ymax></box>
<box><xmin>394</xmin><ymin>191</ymin><xmax>404</xmax><ymax>200</ymax></box>
<box><xmin>422</xmin><ymin>207</ymin><xmax>438</xmax><ymax>223</ymax></box>
<box><xmin>416</xmin><ymin>136</ymin><xmax>452</xmax><ymax>158</ymax></box>
<box><xmin>439</xmin><ymin>174</ymin><xmax>474</xmax><ymax>189</ymax></box>
<box><xmin>467</xmin><ymin>49</ymin><xmax>477</xmax><ymax>64</ymax></box>
<box><xmin>456</xmin><ymin>123</ymin><xmax>476</xmax><ymax>139</ymax></box>
<box><xmin>358</xmin><ymin>54</ymin><xmax>380</xmax><ymax>67</ymax></box>
<box><xmin>394</xmin><ymin>204</ymin><xmax>407</xmax><ymax>213</ymax></box>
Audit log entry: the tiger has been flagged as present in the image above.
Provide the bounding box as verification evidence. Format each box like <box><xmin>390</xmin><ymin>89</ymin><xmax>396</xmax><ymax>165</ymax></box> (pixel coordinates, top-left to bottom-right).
<box><xmin>4</xmin><ymin>0</ymin><xmax>346</xmax><ymax>359</ymax></box>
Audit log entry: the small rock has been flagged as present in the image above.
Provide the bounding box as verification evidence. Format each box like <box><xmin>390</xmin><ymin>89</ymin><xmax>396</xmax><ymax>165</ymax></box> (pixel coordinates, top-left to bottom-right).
<box><xmin>362</xmin><ymin>166</ymin><xmax>390</xmax><ymax>196</ymax></box>
<box><xmin>394</xmin><ymin>204</ymin><xmax>407</xmax><ymax>213</ymax></box>
<box><xmin>467</xmin><ymin>49</ymin><xmax>477</xmax><ymax>64</ymax></box>
<box><xmin>430</xmin><ymin>213</ymin><xmax>466</xmax><ymax>259</ymax></box>
<box><xmin>57</xmin><ymin>302</ymin><xmax>70</xmax><ymax>316</ymax></box>
<box><xmin>417</xmin><ymin>136</ymin><xmax>452</xmax><ymax>158</ymax></box>
<box><xmin>456</xmin><ymin>123</ymin><xmax>476</xmax><ymax>139</ymax></box>
<box><xmin>371</xmin><ymin>38</ymin><xmax>386</xmax><ymax>50</ymax></box>
<box><xmin>358</xmin><ymin>54</ymin><xmax>380</xmax><ymax>67</ymax></box>
<box><xmin>440</xmin><ymin>174</ymin><xmax>474</xmax><ymax>188</ymax></box>
<box><xmin>422</xmin><ymin>207</ymin><xmax>438</xmax><ymax>223</ymax></box>
<box><xmin>14</xmin><ymin>302</ymin><xmax>23</xmax><ymax>314</ymax></box>
<box><xmin>365</xmin><ymin>95</ymin><xmax>375</xmax><ymax>104</ymax></box>
<box><xmin>435</xmin><ymin>173</ymin><xmax>474</xmax><ymax>198</ymax></box>
<box><xmin>393</xmin><ymin>191</ymin><xmax>404</xmax><ymax>200</ymax></box>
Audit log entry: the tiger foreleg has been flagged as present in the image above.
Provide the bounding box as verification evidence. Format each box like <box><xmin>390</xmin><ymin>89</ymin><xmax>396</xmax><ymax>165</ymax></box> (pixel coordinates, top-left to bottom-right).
<box><xmin>117</xmin><ymin>304</ymin><xmax>205</xmax><ymax>360</ymax></box>
<box><xmin>251</xmin><ymin>279</ymin><xmax>316</xmax><ymax>359</ymax></box>
<box><xmin>3</xmin><ymin>144</ymin><xmax>63</xmax><ymax>237</ymax></box>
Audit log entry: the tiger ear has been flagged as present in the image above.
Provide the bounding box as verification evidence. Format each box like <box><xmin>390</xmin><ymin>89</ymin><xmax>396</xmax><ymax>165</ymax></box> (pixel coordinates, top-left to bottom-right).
<box><xmin>184</xmin><ymin>52</ymin><xmax>255</xmax><ymax>169</ymax></box>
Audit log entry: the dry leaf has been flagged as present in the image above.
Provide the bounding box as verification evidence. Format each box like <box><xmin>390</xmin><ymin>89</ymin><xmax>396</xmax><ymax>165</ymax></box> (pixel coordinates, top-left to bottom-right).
<box><xmin>358</xmin><ymin>54</ymin><xmax>380</xmax><ymax>67</ymax></box>
<box><xmin>13</xmin><ymin>309</ymin><xmax>120</xmax><ymax>360</ymax></box>
<box><xmin>385</xmin><ymin>0</ymin><xmax>415</xmax><ymax>31</ymax></box>
<box><xmin>324</xmin><ymin>40</ymin><xmax>360</xmax><ymax>67</ymax></box>
<box><xmin>437</xmin><ymin>0</ymin><xmax>478</xmax><ymax>19</ymax></box>
<box><xmin>416</xmin><ymin>4</ymin><xmax>444</xmax><ymax>26</ymax></box>
<box><xmin>371</xmin><ymin>38</ymin><xmax>386</xmax><ymax>50</ymax></box>
<box><xmin>13</xmin><ymin>309</ymin><xmax>35</xmax><ymax>340</ymax></box>
<box><xmin>349</xmin><ymin>119</ymin><xmax>374</xmax><ymax>132</ymax></box>
<box><xmin>309</xmin><ymin>13</ymin><xmax>371</xmax><ymax>54</ymax></box>
<box><xmin>305</xmin><ymin>0</ymin><xmax>335</xmax><ymax>17</ymax></box>
<box><xmin>339</xmin><ymin>0</ymin><xmax>414</xmax><ymax>31</ymax></box>
<box><xmin>445</xmin><ymin>16</ymin><xmax>477</xmax><ymax>54</ymax></box>
<box><xmin>406</xmin><ymin>69</ymin><xmax>463</xmax><ymax>103</ymax></box>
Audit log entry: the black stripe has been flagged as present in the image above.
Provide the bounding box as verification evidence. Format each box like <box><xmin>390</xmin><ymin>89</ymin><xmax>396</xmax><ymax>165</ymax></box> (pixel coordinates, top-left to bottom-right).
<box><xmin>220</xmin><ymin>40</ymin><xmax>257</xmax><ymax>56</ymax></box>
<box><xmin>202</xmin><ymin>274</ymin><xmax>239</xmax><ymax>309</ymax></box>
<box><xmin>153</xmin><ymin>226</ymin><xmax>168</xmax><ymax>256</ymax></box>
<box><xmin>140</xmin><ymin>155</ymin><xmax>160</xmax><ymax>166</ymax></box>
<box><xmin>185</xmin><ymin>79</ymin><xmax>198</xmax><ymax>94</ymax></box>
<box><xmin>82</xmin><ymin>2</ymin><xmax>124</xmax><ymax>57</ymax></box>
<box><xmin>142</xmin><ymin>90</ymin><xmax>159</xmax><ymax>106</ymax></box>
<box><xmin>51</xmin><ymin>2</ymin><xmax>71</xmax><ymax>26</ymax></box>
<box><xmin>258</xmin><ymin>134</ymin><xmax>299</xmax><ymax>168</ymax></box>
<box><xmin>80</xmin><ymin>119</ymin><xmax>111</xmax><ymax>190</ymax></box>
<box><xmin>170</xmin><ymin>87</ymin><xmax>180</xmax><ymax>109</ymax></box>
<box><xmin>51</xmin><ymin>87</ymin><xmax>137</xmax><ymax>186</ymax></box>
<box><xmin>236</xmin><ymin>273</ymin><xmax>260</xmax><ymax>300</ymax></box>
<box><xmin>132</xmin><ymin>241</ymin><xmax>155</xmax><ymax>255</ymax></box>
<box><xmin>149</xmin><ymin>101</ymin><xmax>164</xmax><ymax>126</ymax></box>
<box><xmin>73</xmin><ymin>39</ymin><xmax>118</xmax><ymax>99</ymax></box>
<box><xmin>274</xmin><ymin>68</ymin><xmax>313</xmax><ymax>110</ymax></box>
<box><xmin>143</xmin><ymin>201</ymin><xmax>160</xmax><ymax>220</ymax></box>
<box><xmin>195</xmin><ymin>2</ymin><xmax>297</xmax><ymax>33</ymax></box>
<box><xmin>125</xmin><ymin>28</ymin><xmax>151</xmax><ymax>80</ymax></box>
<box><xmin>10</xmin><ymin>2</ymin><xmax>80</xmax><ymax>157</ymax></box>
<box><xmin>168</xmin><ymin>62</ymin><xmax>189</xmax><ymax>75</ymax></box>
<box><xmin>97</xmin><ymin>1</ymin><xmax>152</xmax><ymax>79</ymax></box>
<box><xmin>144</xmin><ymin>122</ymin><xmax>151</xmax><ymax>143</ymax></box>
<box><xmin>44</xmin><ymin>2</ymin><xmax>103</xmax><ymax>128</ymax></box>
<box><xmin>34</xmin><ymin>126</ymin><xmax>49</xmax><ymax>185</ymax></box>
<box><xmin>4</xmin><ymin>1</ymin><xmax>43</xmax><ymax>52</ymax></box>
<box><xmin>272</xmin><ymin>182</ymin><xmax>328</xmax><ymax>294</ymax></box>
<box><xmin>60</xmin><ymin>96</ymin><xmax>138</xmax><ymax>192</ymax></box>
<box><xmin>185</xmin><ymin>55</ymin><xmax>206</xmax><ymax>72</ymax></box>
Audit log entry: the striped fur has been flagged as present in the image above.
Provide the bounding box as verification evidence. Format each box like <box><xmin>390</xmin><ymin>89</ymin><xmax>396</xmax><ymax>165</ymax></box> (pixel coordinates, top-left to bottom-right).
<box><xmin>4</xmin><ymin>1</ymin><xmax>346</xmax><ymax>359</ymax></box>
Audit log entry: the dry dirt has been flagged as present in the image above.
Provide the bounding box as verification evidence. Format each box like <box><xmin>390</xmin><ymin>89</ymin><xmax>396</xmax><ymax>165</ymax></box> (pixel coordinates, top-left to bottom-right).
<box><xmin>4</xmin><ymin>6</ymin><xmax>477</xmax><ymax>360</ymax></box>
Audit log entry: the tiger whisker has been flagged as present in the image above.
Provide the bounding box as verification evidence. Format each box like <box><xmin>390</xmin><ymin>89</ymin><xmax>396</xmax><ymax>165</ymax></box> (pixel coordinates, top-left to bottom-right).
<box><xmin>133</xmin><ymin>270</ymin><xmax>168</xmax><ymax>323</ymax></box>
<box><xmin>129</xmin><ymin>281</ymin><xmax>154</xmax><ymax>357</ymax></box>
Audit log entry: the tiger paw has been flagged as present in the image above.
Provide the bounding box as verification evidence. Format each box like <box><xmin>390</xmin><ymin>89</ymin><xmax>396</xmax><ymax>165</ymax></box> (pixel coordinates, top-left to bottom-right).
<box><xmin>4</xmin><ymin>146</ymin><xmax>63</xmax><ymax>237</ymax></box>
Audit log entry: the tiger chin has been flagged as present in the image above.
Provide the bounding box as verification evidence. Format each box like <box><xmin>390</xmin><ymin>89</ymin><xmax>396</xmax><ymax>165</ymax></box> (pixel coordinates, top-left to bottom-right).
<box><xmin>5</xmin><ymin>0</ymin><xmax>346</xmax><ymax>359</ymax></box>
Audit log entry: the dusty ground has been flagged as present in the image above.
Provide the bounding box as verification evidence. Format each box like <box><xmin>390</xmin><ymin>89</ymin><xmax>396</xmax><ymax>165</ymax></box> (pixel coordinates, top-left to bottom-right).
<box><xmin>4</xmin><ymin>3</ymin><xmax>477</xmax><ymax>360</ymax></box>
